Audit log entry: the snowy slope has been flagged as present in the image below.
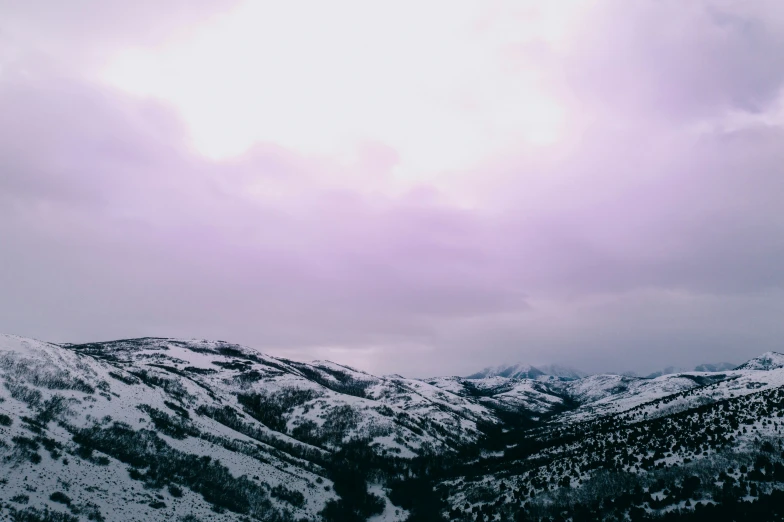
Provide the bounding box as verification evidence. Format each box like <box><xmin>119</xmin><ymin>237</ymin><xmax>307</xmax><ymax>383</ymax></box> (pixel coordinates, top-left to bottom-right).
<box><xmin>439</xmin><ymin>367</ymin><xmax>784</xmax><ymax>521</ymax></box>
<box><xmin>425</xmin><ymin>376</ymin><xmax>566</xmax><ymax>415</ymax></box>
<box><xmin>0</xmin><ymin>335</ymin><xmax>499</xmax><ymax>521</ymax></box>
<box><xmin>4</xmin><ymin>334</ymin><xmax>784</xmax><ymax>521</ymax></box>
<box><xmin>735</xmin><ymin>351</ymin><xmax>784</xmax><ymax>370</ymax></box>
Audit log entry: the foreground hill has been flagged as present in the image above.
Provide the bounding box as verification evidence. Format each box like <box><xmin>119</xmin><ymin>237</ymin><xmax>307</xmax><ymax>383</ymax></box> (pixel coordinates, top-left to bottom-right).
<box><xmin>1</xmin><ymin>335</ymin><xmax>784</xmax><ymax>521</ymax></box>
<box><xmin>0</xmin><ymin>335</ymin><xmax>501</xmax><ymax>521</ymax></box>
<box><xmin>438</xmin><ymin>360</ymin><xmax>784</xmax><ymax>521</ymax></box>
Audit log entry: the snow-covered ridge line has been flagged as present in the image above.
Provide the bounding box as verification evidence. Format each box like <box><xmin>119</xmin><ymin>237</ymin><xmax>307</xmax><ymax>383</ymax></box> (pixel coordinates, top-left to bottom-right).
<box><xmin>0</xmin><ymin>334</ymin><xmax>498</xmax><ymax>521</ymax></box>
<box><xmin>3</xmin><ymin>334</ymin><xmax>784</xmax><ymax>521</ymax></box>
<box><xmin>735</xmin><ymin>351</ymin><xmax>784</xmax><ymax>371</ymax></box>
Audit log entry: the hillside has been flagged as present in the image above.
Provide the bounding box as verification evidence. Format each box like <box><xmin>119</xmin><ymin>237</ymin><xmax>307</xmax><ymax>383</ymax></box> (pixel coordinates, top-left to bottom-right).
<box><xmin>0</xmin><ymin>335</ymin><xmax>497</xmax><ymax>522</ymax></box>
<box><xmin>2</xmin><ymin>335</ymin><xmax>784</xmax><ymax>521</ymax></box>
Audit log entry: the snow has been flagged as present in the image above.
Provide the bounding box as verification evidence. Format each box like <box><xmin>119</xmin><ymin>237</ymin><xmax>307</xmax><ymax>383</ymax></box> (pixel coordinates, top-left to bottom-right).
<box><xmin>736</xmin><ymin>351</ymin><xmax>784</xmax><ymax>370</ymax></box>
<box><xmin>367</xmin><ymin>484</ymin><xmax>408</xmax><ymax>522</ymax></box>
<box><xmin>4</xmin><ymin>334</ymin><xmax>784</xmax><ymax>521</ymax></box>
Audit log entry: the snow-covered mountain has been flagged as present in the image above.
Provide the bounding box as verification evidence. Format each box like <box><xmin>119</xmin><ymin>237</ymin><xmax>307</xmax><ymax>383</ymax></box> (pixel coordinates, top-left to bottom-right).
<box><xmin>693</xmin><ymin>361</ymin><xmax>736</xmax><ymax>372</ymax></box>
<box><xmin>0</xmin><ymin>334</ymin><xmax>498</xmax><ymax>522</ymax></box>
<box><xmin>734</xmin><ymin>351</ymin><xmax>784</xmax><ymax>370</ymax></box>
<box><xmin>643</xmin><ymin>366</ymin><xmax>689</xmax><ymax>379</ymax></box>
<box><xmin>643</xmin><ymin>361</ymin><xmax>737</xmax><ymax>378</ymax></box>
<box><xmin>465</xmin><ymin>363</ymin><xmax>586</xmax><ymax>381</ymax></box>
<box><xmin>3</xmin><ymin>334</ymin><xmax>784</xmax><ymax>521</ymax></box>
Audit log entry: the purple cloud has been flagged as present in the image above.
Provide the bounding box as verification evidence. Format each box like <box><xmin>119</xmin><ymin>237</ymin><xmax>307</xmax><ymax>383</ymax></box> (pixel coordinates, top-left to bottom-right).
<box><xmin>1</xmin><ymin>0</ymin><xmax>784</xmax><ymax>377</ymax></box>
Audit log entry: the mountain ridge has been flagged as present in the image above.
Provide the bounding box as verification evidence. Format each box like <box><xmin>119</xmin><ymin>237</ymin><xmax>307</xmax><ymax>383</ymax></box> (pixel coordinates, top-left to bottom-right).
<box><xmin>465</xmin><ymin>363</ymin><xmax>586</xmax><ymax>381</ymax></box>
<box><xmin>734</xmin><ymin>350</ymin><xmax>784</xmax><ymax>371</ymax></box>
<box><xmin>3</xmin><ymin>334</ymin><xmax>784</xmax><ymax>521</ymax></box>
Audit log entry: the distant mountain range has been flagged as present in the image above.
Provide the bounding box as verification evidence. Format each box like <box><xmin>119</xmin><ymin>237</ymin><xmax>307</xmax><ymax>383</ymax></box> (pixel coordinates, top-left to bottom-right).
<box><xmin>2</xmin><ymin>334</ymin><xmax>784</xmax><ymax>521</ymax></box>
<box><xmin>467</xmin><ymin>360</ymin><xmax>741</xmax><ymax>381</ymax></box>
<box><xmin>693</xmin><ymin>361</ymin><xmax>737</xmax><ymax>372</ymax></box>
<box><xmin>465</xmin><ymin>363</ymin><xmax>587</xmax><ymax>381</ymax></box>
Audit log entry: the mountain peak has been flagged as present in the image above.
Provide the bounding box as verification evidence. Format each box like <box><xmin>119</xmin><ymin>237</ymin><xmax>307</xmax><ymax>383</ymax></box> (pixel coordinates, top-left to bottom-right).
<box><xmin>735</xmin><ymin>351</ymin><xmax>784</xmax><ymax>371</ymax></box>
<box><xmin>466</xmin><ymin>362</ymin><xmax>585</xmax><ymax>381</ymax></box>
<box><xmin>466</xmin><ymin>363</ymin><xmax>543</xmax><ymax>380</ymax></box>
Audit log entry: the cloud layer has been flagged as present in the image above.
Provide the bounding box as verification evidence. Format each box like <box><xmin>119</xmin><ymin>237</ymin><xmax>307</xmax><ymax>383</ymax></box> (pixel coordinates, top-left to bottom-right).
<box><xmin>2</xmin><ymin>0</ymin><xmax>784</xmax><ymax>376</ymax></box>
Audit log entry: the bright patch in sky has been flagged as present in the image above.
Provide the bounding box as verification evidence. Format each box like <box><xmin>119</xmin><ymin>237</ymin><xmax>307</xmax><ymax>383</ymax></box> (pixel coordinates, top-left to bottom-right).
<box><xmin>101</xmin><ymin>0</ymin><xmax>582</xmax><ymax>183</ymax></box>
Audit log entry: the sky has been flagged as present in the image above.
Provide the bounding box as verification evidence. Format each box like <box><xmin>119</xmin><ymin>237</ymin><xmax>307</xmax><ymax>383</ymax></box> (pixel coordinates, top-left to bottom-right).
<box><xmin>1</xmin><ymin>0</ymin><xmax>784</xmax><ymax>377</ymax></box>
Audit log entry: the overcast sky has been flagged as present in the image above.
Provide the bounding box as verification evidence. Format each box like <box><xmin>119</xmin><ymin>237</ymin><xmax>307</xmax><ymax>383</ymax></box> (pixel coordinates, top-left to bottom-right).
<box><xmin>2</xmin><ymin>0</ymin><xmax>784</xmax><ymax>377</ymax></box>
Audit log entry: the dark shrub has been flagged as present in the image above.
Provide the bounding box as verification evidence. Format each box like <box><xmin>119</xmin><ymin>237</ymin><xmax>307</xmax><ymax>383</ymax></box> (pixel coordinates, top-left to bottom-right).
<box><xmin>50</xmin><ymin>492</ymin><xmax>72</xmax><ymax>506</ymax></box>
